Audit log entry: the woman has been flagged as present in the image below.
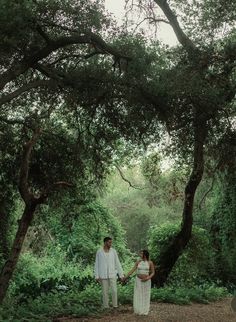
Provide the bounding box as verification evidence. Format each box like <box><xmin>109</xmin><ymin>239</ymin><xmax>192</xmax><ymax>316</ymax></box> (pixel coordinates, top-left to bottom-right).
<box><xmin>124</xmin><ymin>250</ymin><xmax>155</xmax><ymax>315</ymax></box>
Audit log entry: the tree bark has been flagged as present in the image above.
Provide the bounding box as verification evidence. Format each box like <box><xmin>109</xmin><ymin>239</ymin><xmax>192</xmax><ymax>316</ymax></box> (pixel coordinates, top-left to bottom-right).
<box><xmin>0</xmin><ymin>202</ymin><xmax>10</xmax><ymax>261</ymax></box>
<box><xmin>0</xmin><ymin>192</ymin><xmax>16</xmax><ymax>262</ymax></box>
<box><xmin>0</xmin><ymin>202</ymin><xmax>36</xmax><ymax>303</ymax></box>
<box><xmin>152</xmin><ymin>118</ymin><xmax>207</xmax><ymax>287</ymax></box>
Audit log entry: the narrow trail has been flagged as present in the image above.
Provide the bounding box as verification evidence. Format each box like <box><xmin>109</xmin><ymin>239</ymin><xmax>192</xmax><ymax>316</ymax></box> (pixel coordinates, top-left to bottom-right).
<box><xmin>54</xmin><ymin>298</ymin><xmax>236</xmax><ymax>322</ymax></box>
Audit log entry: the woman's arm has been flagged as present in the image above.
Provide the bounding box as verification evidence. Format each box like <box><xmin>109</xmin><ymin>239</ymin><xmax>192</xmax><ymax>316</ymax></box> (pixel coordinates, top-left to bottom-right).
<box><xmin>124</xmin><ymin>261</ymin><xmax>139</xmax><ymax>279</ymax></box>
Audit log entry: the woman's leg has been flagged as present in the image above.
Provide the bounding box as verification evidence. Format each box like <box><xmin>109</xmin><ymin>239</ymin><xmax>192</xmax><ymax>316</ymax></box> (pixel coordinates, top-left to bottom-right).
<box><xmin>133</xmin><ymin>277</ymin><xmax>141</xmax><ymax>314</ymax></box>
<box><xmin>133</xmin><ymin>277</ymin><xmax>151</xmax><ymax>315</ymax></box>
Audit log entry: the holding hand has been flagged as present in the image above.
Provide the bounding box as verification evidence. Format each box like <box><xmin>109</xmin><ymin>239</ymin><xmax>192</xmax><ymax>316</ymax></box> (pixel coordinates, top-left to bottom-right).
<box><xmin>120</xmin><ymin>276</ymin><xmax>129</xmax><ymax>285</ymax></box>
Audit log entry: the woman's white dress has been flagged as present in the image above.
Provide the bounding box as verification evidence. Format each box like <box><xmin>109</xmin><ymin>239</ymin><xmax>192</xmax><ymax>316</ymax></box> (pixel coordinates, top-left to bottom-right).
<box><xmin>133</xmin><ymin>260</ymin><xmax>151</xmax><ymax>315</ymax></box>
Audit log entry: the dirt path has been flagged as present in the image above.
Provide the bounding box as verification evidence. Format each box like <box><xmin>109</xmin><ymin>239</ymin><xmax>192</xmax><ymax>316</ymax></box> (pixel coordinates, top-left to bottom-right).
<box><xmin>54</xmin><ymin>298</ymin><xmax>236</xmax><ymax>322</ymax></box>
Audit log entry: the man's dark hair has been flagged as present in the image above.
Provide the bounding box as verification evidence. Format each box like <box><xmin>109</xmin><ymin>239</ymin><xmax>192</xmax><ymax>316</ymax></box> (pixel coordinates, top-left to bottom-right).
<box><xmin>104</xmin><ymin>237</ymin><xmax>112</xmax><ymax>243</ymax></box>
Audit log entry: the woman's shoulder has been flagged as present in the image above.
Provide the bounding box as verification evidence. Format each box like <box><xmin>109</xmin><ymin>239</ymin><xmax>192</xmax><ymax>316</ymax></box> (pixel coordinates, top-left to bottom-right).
<box><xmin>135</xmin><ymin>260</ymin><xmax>142</xmax><ymax>266</ymax></box>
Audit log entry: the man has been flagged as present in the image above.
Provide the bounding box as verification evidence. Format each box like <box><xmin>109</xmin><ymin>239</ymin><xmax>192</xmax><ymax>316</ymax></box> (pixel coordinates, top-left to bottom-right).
<box><xmin>94</xmin><ymin>236</ymin><xmax>124</xmax><ymax>309</ymax></box>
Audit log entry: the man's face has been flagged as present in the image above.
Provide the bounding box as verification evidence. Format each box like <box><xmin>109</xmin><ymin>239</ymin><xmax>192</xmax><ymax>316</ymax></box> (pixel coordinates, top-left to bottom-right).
<box><xmin>105</xmin><ymin>239</ymin><xmax>112</xmax><ymax>249</ymax></box>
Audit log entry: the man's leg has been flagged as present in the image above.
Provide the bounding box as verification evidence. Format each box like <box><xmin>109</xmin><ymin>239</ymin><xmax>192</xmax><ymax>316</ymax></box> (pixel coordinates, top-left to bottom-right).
<box><xmin>101</xmin><ymin>279</ymin><xmax>109</xmax><ymax>308</ymax></box>
<box><xmin>109</xmin><ymin>278</ymin><xmax>118</xmax><ymax>308</ymax></box>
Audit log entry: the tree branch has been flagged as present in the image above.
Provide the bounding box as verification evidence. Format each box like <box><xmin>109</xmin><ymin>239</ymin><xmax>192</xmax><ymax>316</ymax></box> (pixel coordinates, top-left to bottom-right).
<box><xmin>34</xmin><ymin>63</ymin><xmax>77</xmax><ymax>88</ymax></box>
<box><xmin>48</xmin><ymin>51</ymin><xmax>104</xmax><ymax>66</ymax></box>
<box><xmin>34</xmin><ymin>63</ymin><xmax>64</xmax><ymax>82</ymax></box>
<box><xmin>131</xmin><ymin>16</ymin><xmax>169</xmax><ymax>35</ymax></box>
<box><xmin>0</xmin><ymin>116</ymin><xmax>25</xmax><ymax>125</ymax></box>
<box><xmin>52</xmin><ymin>181</ymin><xmax>74</xmax><ymax>188</ymax></box>
<box><xmin>115</xmin><ymin>165</ymin><xmax>144</xmax><ymax>190</ymax></box>
<box><xmin>18</xmin><ymin>129</ymin><xmax>74</xmax><ymax>205</ymax></box>
<box><xmin>0</xmin><ymin>31</ymin><xmax>131</xmax><ymax>91</ymax></box>
<box><xmin>198</xmin><ymin>176</ymin><xmax>215</xmax><ymax>210</ymax></box>
<box><xmin>35</xmin><ymin>181</ymin><xmax>74</xmax><ymax>204</ymax></box>
<box><xmin>35</xmin><ymin>24</ymin><xmax>51</xmax><ymax>44</ymax></box>
<box><xmin>19</xmin><ymin>128</ymin><xmax>42</xmax><ymax>203</ymax></box>
<box><xmin>0</xmin><ymin>79</ymin><xmax>57</xmax><ymax>107</ymax></box>
<box><xmin>153</xmin><ymin>0</ymin><xmax>200</xmax><ymax>57</ymax></box>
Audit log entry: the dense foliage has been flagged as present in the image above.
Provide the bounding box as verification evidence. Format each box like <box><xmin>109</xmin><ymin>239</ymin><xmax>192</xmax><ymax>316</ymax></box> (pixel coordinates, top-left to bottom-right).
<box><xmin>0</xmin><ymin>0</ymin><xmax>235</xmax><ymax>319</ymax></box>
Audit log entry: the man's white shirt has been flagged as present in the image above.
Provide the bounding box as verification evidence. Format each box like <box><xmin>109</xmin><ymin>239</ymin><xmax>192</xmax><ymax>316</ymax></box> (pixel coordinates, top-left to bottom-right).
<box><xmin>94</xmin><ymin>247</ymin><xmax>124</xmax><ymax>279</ymax></box>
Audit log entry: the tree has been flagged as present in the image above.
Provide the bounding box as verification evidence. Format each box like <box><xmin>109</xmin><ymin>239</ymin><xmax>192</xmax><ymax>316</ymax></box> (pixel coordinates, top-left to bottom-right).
<box><xmin>0</xmin><ymin>0</ymin><xmax>135</xmax><ymax>303</ymax></box>
<box><xmin>0</xmin><ymin>101</ymin><xmax>139</xmax><ymax>303</ymax></box>
<box><xmin>0</xmin><ymin>0</ymin><xmax>235</xmax><ymax>298</ymax></box>
<box><xmin>0</xmin><ymin>0</ymin><xmax>130</xmax><ymax>103</ymax></box>
<box><xmin>123</xmin><ymin>0</ymin><xmax>236</xmax><ymax>286</ymax></box>
<box><xmin>0</xmin><ymin>128</ymin><xmax>71</xmax><ymax>302</ymax></box>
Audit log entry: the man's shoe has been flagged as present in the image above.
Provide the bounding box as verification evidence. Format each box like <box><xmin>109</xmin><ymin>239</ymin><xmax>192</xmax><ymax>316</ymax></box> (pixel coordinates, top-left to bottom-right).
<box><xmin>102</xmin><ymin>307</ymin><xmax>113</xmax><ymax>312</ymax></box>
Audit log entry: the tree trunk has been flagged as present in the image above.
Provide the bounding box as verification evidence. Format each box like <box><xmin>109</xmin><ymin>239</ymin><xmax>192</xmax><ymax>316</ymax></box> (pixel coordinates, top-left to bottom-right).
<box><xmin>152</xmin><ymin>119</ymin><xmax>207</xmax><ymax>287</ymax></box>
<box><xmin>0</xmin><ymin>201</ymin><xmax>36</xmax><ymax>304</ymax></box>
<box><xmin>0</xmin><ymin>203</ymin><xmax>10</xmax><ymax>261</ymax></box>
<box><xmin>0</xmin><ymin>192</ymin><xmax>15</xmax><ymax>262</ymax></box>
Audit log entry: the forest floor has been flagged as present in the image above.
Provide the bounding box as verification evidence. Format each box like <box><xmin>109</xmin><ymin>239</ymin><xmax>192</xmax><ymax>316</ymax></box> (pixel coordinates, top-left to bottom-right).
<box><xmin>54</xmin><ymin>298</ymin><xmax>236</xmax><ymax>322</ymax></box>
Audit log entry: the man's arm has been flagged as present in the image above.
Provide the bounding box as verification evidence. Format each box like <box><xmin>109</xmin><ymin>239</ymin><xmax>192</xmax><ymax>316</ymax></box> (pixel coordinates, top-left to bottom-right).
<box><xmin>114</xmin><ymin>249</ymin><xmax>124</xmax><ymax>278</ymax></box>
<box><xmin>94</xmin><ymin>250</ymin><xmax>100</xmax><ymax>280</ymax></box>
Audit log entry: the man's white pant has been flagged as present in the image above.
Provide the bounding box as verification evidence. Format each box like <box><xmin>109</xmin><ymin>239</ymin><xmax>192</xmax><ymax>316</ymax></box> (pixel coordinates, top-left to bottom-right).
<box><xmin>100</xmin><ymin>278</ymin><xmax>117</xmax><ymax>308</ymax></box>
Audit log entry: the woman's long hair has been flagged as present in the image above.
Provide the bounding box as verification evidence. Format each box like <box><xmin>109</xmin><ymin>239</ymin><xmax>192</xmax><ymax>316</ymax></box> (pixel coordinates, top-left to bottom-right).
<box><xmin>142</xmin><ymin>249</ymin><xmax>149</xmax><ymax>260</ymax></box>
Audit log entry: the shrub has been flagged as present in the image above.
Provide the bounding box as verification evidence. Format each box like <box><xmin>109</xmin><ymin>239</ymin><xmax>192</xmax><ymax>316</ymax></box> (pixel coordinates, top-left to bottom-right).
<box><xmin>9</xmin><ymin>250</ymin><xmax>94</xmax><ymax>300</ymax></box>
<box><xmin>148</xmin><ymin>223</ymin><xmax>216</xmax><ymax>287</ymax></box>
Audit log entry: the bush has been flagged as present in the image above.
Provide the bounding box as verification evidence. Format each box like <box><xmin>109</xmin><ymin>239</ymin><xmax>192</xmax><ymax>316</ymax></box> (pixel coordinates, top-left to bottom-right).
<box><xmin>38</xmin><ymin>200</ymin><xmax>130</xmax><ymax>265</ymax></box>
<box><xmin>148</xmin><ymin>223</ymin><xmax>216</xmax><ymax>287</ymax></box>
<box><xmin>151</xmin><ymin>283</ymin><xmax>228</xmax><ymax>304</ymax></box>
<box><xmin>9</xmin><ymin>250</ymin><xmax>94</xmax><ymax>300</ymax></box>
<box><xmin>209</xmin><ymin>173</ymin><xmax>236</xmax><ymax>284</ymax></box>
<box><xmin>0</xmin><ymin>284</ymin><xmax>102</xmax><ymax>322</ymax></box>
<box><xmin>117</xmin><ymin>278</ymin><xmax>135</xmax><ymax>304</ymax></box>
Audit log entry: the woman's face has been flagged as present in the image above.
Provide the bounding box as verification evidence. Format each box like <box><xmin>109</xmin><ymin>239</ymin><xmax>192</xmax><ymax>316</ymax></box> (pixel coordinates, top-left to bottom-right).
<box><xmin>140</xmin><ymin>251</ymin><xmax>144</xmax><ymax>259</ymax></box>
